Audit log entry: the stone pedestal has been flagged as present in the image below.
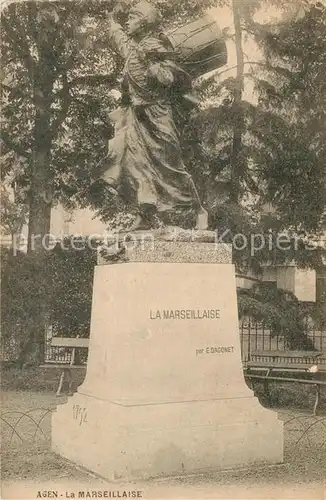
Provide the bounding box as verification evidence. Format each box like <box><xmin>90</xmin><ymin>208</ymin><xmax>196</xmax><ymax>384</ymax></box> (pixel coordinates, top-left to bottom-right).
<box><xmin>52</xmin><ymin>236</ymin><xmax>283</xmax><ymax>480</ymax></box>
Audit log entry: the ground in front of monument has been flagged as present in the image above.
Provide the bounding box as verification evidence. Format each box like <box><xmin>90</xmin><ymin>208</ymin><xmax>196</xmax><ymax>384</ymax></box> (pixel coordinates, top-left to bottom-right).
<box><xmin>1</xmin><ymin>388</ymin><xmax>326</xmax><ymax>500</ymax></box>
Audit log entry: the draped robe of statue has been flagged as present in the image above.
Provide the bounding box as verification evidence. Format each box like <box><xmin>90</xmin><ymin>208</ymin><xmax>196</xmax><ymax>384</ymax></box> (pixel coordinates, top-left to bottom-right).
<box><xmin>100</xmin><ymin>16</ymin><xmax>201</xmax><ymax>215</ymax></box>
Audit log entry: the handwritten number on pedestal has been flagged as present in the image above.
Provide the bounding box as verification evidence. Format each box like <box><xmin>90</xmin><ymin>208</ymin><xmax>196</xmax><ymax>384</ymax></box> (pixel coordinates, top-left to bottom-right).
<box><xmin>73</xmin><ymin>404</ymin><xmax>88</xmax><ymax>426</ymax></box>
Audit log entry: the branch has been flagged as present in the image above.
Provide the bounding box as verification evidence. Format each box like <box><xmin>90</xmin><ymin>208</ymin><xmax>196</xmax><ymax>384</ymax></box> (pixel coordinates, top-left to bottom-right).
<box><xmin>69</xmin><ymin>92</ymin><xmax>114</xmax><ymax>131</ymax></box>
<box><xmin>50</xmin><ymin>71</ymin><xmax>118</xmax><ymax>137</ymax></box>
<box><xmin>214</xmin><ymin>61</ymin><xmax>292</xmax><ymax>80</ymax></box>
<box><xmin>69</xmin><ymin>74</ymin><xmax>119</xmax><ymax>88</ymax></box>
<box><xmin>240</xmin><ymin>16</ymin><xmax>302</xmax><ymax>38</ymax></box>
<box><xmin>0</xmin><ymin>82</ymin><xmax>12</xmax><ymax>92</ymax></box>
<box><xmin>0</xmin><ymin>81</ymin><xmax>30</xmax><ymax>100</ymax></box>
<box><xmin>1</xmin><ymin>14</ymin><xmax>36</xmax><ymax>81</ymax></box>
<box><xmin>0</xmin><ymin>130</ymin><xmax>31</xmax><ymax>159</ymax></box>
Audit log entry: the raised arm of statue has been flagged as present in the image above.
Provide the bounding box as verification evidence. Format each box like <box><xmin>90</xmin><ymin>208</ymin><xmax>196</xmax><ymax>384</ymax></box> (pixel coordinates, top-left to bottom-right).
<box><xmin>107</xmin><ymin>14</ymin><xmax>135</xmax><ymax>60</ymax></box>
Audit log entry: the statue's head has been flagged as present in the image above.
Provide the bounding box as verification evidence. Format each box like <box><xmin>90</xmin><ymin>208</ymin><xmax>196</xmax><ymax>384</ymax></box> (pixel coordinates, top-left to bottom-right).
<box><xmin>127</xmin><ymin>1</ymin><xmax>162</xmax><ymax>36</ymax></box>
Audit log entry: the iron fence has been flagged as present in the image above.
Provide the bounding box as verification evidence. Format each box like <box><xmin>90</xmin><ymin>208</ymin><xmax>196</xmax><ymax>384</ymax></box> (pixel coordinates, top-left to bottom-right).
<box><xmin>239</xmin><ymin>320</ymin><xmax>325</xmax><ymax>362</ymax></box>
<box><xmin>44</xmin><ymin>340</ymin><xmax>88</xmax><ymax>365</ymax></box>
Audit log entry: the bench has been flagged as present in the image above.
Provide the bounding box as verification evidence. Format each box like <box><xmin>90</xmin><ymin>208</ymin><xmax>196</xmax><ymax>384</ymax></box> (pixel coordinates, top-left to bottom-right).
<box><xmin>244</xmin><ymin>350</ymin><xmax>326</xmax><ymax>415</ymax></box>
<box><xmin>43</xmin><ymin>337</ymin><xmax>89</xmax><ymax>396</ymax></box>
<box><xmin>246</xmin><ymin>350</ymin><xmax>324</xmax><ymax>374</ymax></box>
<box><xmin>248</xmin><ymin>349</ymin><xmax>323</xmax><ymax>366</ymax></box>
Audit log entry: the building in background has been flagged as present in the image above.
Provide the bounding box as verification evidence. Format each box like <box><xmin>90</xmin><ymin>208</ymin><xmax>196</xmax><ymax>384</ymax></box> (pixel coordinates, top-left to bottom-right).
<box><xmin>237</xmin><ymin>265</ymin><xmax>316</xmax><ymax>303</ymax></box>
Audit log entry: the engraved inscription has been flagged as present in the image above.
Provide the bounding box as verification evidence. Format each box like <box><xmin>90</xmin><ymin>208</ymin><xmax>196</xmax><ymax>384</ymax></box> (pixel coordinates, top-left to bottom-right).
<box><xmin>150</xmin><ymin>309</ymin><xmax>220</xmax><ymax>320</ymax></box>
<box><xmin>73</xmin><ymin>405</ymin><xmax>88</xmax><ymax>426</ymax></box>
<box><xmin>196</xmin><ymin>346</ymin><xmax>235</xmax><ymax>355</ymax></box>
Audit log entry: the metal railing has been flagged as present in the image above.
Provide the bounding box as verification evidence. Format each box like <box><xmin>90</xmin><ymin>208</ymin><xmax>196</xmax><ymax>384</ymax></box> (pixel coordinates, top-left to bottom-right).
<box><xmin>239</xmin><ymin>319</ymin><xmax>325</xmax><ymax>362</ymax></box>
<box><xmin>2</xmin><ymin>407</ymin><xmax>326</xmax><ymax>453</ymax></box>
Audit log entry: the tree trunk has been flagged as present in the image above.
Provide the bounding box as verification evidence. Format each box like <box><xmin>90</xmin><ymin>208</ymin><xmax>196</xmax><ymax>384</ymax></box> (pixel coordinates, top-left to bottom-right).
<box><xmin>25</xmin><ymin>84</ymin><xmax>54</xmax><ymax>363</ymax></box>
<box><xmin>27</xmin><ymin>151</ymin><xmax>52</xmax><ymax>252</ymax></box>
<box><xmin>230</xmin><ymin>0</ymin><xmax>245</xmax><ymax>205</ymax></box>
<box><xmin>27</xmin><ymin>93</ymin><xmax>53</xmax><ymax>251</ymax></box>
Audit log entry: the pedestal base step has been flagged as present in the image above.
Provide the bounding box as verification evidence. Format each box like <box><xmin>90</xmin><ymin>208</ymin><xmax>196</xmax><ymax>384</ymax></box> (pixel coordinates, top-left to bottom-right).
<box><xmin>52</xmin><ymin>392</ymin><xmax>283</xmax><ymax>481</ymax></box>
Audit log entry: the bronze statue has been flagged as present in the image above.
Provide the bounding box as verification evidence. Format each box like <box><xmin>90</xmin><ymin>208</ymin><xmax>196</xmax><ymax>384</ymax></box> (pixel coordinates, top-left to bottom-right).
<box><xmin>98</xmin><ymin>1</ymin><xmax>225</xmax><ymax>231</ymax></box>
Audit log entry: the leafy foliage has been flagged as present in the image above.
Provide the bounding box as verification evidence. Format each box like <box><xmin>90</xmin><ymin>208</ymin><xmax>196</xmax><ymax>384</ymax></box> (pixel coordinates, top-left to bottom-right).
<box><xmin>238</xmin><ymin>283</ymin><xmax>315</xmax><ymax>349</ymax></box>
<box><xmin>1</xmin><ymin>242</ymin><xmax>96</xmax><ymax>363</ymax></box>
<box><xmin>0</xmin><ymin>183</ymin><xmax>28</xmax><ymax>237</ymax></box>
<box><xmin>189</xmin><ymin>0</ymin><xmax>326</xmax><ymax>273</ymax></box>
<box><xmin>251</xmin><ymin>1</ymin><xmax>326</xmax><ymax>231</ymax></box>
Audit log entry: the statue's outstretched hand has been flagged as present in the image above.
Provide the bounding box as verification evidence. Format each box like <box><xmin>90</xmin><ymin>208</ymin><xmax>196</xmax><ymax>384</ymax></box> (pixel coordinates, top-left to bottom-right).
<box><xmin>112</xmin><ymin>0</ymin><xmax>130</xmax><ymax>19</ymax></box>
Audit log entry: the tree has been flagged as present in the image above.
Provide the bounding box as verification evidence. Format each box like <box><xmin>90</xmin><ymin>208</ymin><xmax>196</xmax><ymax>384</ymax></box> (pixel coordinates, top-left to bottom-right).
<box><xmin>252</xmin><ymin>1</ymin><xmax>326</xmax><ymax>231</ymax></box>
<box><xmin>1</xmin><ymin>1</ymin><xmax>119</xmax><ymax>251</ymax></box>
<box><xmin>1</xmin><ymin>1</ymin><xmax>120</xmax><ymax>361</ymax></box>
<box><xmin>191</xmin><ymin>1</ymin><xmax>325</xmax><ymax>264</ymax></box>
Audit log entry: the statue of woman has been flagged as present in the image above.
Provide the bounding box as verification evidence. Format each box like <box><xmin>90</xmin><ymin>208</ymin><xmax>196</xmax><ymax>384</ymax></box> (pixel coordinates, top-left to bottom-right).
<box><xmin>98</xmin><ymin>0</ymin><xmax>208</xmax><ymax>231</ymax></box>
